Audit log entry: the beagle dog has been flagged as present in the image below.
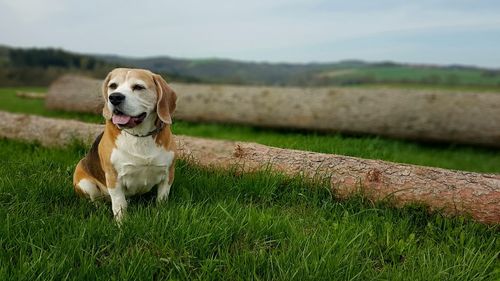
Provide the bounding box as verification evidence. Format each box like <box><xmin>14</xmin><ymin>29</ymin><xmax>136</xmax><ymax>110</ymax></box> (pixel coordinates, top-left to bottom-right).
<box><xmin>73</xmin><ymin>68</ymin><xmax>177</xmax><ymax>221</ymax></box>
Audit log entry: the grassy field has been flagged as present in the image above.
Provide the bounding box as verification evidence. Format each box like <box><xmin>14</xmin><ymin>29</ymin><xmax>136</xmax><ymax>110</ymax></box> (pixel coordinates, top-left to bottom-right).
<box><xmin>357</xmin><ymin>66</ymin><xmax>500</xmax><ymax>86</ymax></box>
<box><xmin>0</xmin><ymin>139</ymin><xmax>499</xmax><ymax>280</ymax></box>
<box><xmin>0</xmin><ymin>87</ymin><xmax>499</xmax><ymax>279</ymax></box>
<box><xmin>1</xmin><ymin>87</ymin><xmax>500</xmax><ymax>173</ymax></box>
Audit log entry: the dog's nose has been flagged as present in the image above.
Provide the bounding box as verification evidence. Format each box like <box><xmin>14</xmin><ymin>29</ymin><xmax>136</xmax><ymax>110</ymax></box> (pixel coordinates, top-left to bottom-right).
<box><xmin>109</xmin><ymin>92</ymin><xmax>125</xmax><ymax>106</ymax></box>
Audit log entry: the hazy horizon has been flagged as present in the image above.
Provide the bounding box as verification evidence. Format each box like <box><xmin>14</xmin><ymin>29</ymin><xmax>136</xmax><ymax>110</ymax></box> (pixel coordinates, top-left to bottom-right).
<box><xmin>1</xmin><ymin>0</ymin><xmax>499</xmax><ymax>68</ymax></box>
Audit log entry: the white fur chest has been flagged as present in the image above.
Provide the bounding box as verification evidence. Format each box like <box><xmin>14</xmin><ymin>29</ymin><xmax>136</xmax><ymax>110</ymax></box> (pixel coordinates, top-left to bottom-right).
<box><xmin>110</xmin><ymin>132</ymin><xmax>174</xmax><ymax>196</ymax></box>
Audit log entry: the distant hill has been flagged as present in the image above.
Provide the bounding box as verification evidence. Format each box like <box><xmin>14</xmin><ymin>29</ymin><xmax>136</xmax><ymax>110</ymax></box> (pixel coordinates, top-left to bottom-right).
<box><xmin>1</xmin><ymin>45</ymin><xmax>500</xmax><ymax>88</ymax></box>
<box><xmin>97</xmin><ymin>54</ymin><xmax>500</xmax><ymax>88</ymax></box>
<box><xmin>97</xmin><ymin>54</ymin><xmax>364</xmax><ymax>86</ymax></box>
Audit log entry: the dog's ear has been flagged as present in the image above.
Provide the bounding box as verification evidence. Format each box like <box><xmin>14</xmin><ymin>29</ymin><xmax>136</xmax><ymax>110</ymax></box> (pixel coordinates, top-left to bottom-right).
<box><xmin>101</xmin><ymin>72</ymin><xmax>112</xmax><ymax>120</ymax></box>
<box><xmin>153</xmin><ymin>74</ymin><xmax>177</xmax><ymax>124</ymax></box>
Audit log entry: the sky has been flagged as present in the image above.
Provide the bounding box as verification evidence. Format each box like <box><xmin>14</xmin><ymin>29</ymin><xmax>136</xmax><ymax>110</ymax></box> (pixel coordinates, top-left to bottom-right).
<box><xmin>0</xmin><ymin>0</ymin><xmax>499</xmax><ymax>68</ymax></box>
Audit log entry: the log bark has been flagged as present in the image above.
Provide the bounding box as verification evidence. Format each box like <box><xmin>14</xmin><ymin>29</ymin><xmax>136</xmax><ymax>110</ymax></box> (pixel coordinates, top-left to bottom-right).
<box><xmin>45</xmin><ymin>75</ymin><xmax>500</xmax><ymax>147</ymax></box>
<box><xmin>0</xmin><ymin>110</ymin><xmax>499</xmax><ymax>224</ymax></box>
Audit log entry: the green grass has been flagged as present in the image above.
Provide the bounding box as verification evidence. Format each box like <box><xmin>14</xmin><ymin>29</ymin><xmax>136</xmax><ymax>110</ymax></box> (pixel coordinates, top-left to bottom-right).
<box><xmin>318</xmin><ymin>65</ymin><xmax>500</xmax><ymax>89</ymax></box>
<box><xmin>0</xmin><ymin>139</ymin><xmax>498</xmax><ymax>280</ymax></box>
<box><xmin>1</xmin><ymin>87</ymin><xmax>500</xmax><ymax>173</ymax></box>
<box><xmin>0</xmin><ymin>87</ymin><xmax>102</xmax><ymax>123</ymax></box>
<box><xmin>361</xmin><ymin>66</ymin><xmax>500</xmax><ymax>86</ymax></box>
<box><xmin>360</xmin><ymin>82</ymin><xmax>500</xmax><ymax>93</ymax></box>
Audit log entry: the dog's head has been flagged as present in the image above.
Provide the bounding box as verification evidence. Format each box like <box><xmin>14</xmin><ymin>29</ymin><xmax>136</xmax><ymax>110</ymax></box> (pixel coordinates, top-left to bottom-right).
<box><xmin>102</xmin><ymin>68</ymin><xmax>177</xmax><ymax>129</ymax></box>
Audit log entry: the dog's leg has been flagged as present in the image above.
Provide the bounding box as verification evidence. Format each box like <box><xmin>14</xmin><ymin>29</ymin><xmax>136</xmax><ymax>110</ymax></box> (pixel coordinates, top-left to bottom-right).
<box><xmin>157</xmin><ymin>164</ymin><xmax>175</xmax><ymax>203</ymax></box>
<box><xmin>105</xmin><ymin>171</ymin><xmax>127</xmax><ymax>223</ymax></box>
<box><xmin>109</xmin><ymin>185</ymin><xmax>127</xmax><ymax>223</ymax></box>
<box><xmin>76</xmin><ymin>179</ymin><xmax>101</xmax><ymax>202</ymax></box>
<box><xmin>156</xmin><ymin>180</ymin><xmax>172</xmax><ymax>203</ymax></box>
<box><xmin>73</xmin><ymin>161</ymin><xmax>102</xmax><ymax>201</ymax></box>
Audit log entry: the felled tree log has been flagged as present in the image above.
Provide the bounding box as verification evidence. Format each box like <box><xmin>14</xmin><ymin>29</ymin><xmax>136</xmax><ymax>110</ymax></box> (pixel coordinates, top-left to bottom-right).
<box><xmin>45</xmin><ymin>75</ymin><xmax>103</xmax><ymax>114</ymax></box>
<box><xmin>16</xmin><ymin>91</ymin><xmax>46</xmax><ymax>100</ymax></box>
<box><xmin>0</xmin><ymin>110</ymin><xmax>499</xmax><ymax>224</ymax></box>
<box><xmin>45</xmin><ymin>75</ymin><xmax>500</xmax><ymax>147</ymax></box>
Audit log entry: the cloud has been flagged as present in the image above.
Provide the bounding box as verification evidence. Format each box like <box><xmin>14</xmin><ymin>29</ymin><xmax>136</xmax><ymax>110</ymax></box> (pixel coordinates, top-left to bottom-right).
<box><xmin>0</xmin><ymin>0</ymin><xmax>499</xmax><ymax>67</ymax></box>
<box><xmin>0</xmin><ymin>0</ymin><xmax>67</xmax><ymax>23</ymax></box>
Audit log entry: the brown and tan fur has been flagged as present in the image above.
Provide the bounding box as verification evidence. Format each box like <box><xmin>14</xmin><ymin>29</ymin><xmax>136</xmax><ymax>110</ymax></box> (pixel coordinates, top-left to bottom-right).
<box><xmin>73</xmin><ymin>68</ymin><xmax>177</xmax><ymax>221</ymax></box>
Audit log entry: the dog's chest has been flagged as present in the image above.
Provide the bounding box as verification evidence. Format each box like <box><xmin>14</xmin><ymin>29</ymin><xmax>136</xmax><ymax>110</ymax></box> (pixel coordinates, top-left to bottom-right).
<box><xmin>110</xmin><ymin>133</ymin><xmax>174</xmax><ymax>196</ymax></box>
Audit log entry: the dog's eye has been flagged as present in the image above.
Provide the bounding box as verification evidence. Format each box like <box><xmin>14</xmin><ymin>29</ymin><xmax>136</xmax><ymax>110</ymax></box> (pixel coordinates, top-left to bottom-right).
<box><xmin>133</xmin><ymin>84</ymin><xmax>145</xmax><ymax>91</ymax></box>
<box><xmin>109</xmin><ymin>83</ymin><xmax>117</xmax><ymax>90</ymax></box>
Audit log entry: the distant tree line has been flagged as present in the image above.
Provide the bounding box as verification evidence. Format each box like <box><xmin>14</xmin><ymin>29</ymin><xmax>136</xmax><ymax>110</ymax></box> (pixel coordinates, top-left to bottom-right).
<box><xmin>0</xmin><ymin>47</ymin><xmax>115</xmax><ymax>86</ymax></box>
<box><xmin>8</xmin><ymin>48</ymin><xmax>108</xmax><ymax>70</ymax></box>
<box><xmin>0</xmin><ymin>47</ymin><xmax>198</xmax><ymax>86</ymax></box>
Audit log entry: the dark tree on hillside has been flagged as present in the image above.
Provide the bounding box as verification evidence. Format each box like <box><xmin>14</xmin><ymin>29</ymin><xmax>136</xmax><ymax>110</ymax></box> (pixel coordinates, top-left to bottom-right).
<box><xmin>7</xmin><ymin>48</ymin><xmax>108</xmax><ymax>70</ymax></box>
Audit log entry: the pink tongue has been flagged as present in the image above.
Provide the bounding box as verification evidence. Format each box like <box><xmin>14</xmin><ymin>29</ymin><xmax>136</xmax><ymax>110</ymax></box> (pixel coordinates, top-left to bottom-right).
<box><xmin>112</xmin><ymin>114</ymin><xmax>132</xmax><ymax>125</ymax></box>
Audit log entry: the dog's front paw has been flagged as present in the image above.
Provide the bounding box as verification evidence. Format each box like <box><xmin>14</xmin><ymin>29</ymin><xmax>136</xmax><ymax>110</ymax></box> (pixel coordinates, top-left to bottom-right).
<box><xmin>112</xmin><ymin>202</ymin><xmax>127</xmax><ymax>225</ymax></box>
<box><xmin>156</xmin><ymin>193</ymin><xmax>169</xmax><ymax>204</ymax></box>
<box><xmin>156</xmin><ymin>181</ymin><xmax>172</xmax><ymax>204</ymax></box>
<box><xmin>114</xmin><ymin>209</ymin><xmax>125</xmax><ymax>225</ymax></box>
